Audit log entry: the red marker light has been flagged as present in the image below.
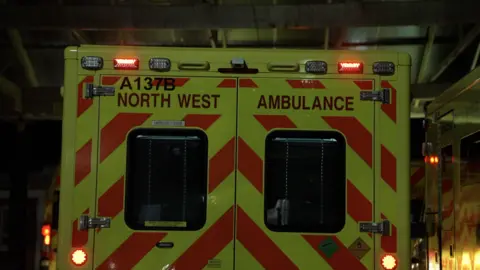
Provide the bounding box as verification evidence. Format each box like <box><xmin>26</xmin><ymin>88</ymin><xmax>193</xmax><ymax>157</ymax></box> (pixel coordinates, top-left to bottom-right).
<box><xmin>41</xmin><ymin>224</ymin><xmax>51</xmax><ymax>237</ymax></box>
<box><xmin>114</xmin><ymin>58</ymin><xmax>139</xmax><ymax>70</ymax></box>
<box><xmin>338</xmin><ymin>62</ymin><xmax>363</xmax><ymax>74</ymax></box>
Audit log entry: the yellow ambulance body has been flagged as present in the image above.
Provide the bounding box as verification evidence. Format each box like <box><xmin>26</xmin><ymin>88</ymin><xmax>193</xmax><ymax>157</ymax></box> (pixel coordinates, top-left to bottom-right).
<box><xmin>58</xmin><ymin>45</ymin><xmax>411</xmax><ymax>269</ymax></box>
<box><xmin>424</xmin><ymin>67</ymin><xmax>480</xmax><ymax>269</ymax></box>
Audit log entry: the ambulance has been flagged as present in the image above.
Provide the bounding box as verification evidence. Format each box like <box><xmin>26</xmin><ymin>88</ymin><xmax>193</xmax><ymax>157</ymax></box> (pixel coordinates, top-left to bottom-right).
<box><xmin>57</xmin><ymin>45</ymin><xmax>411</xmax><ymax>269</ymax></box>
<box><xmin>423</xmin><ymin>67</ymin><xmax>480</xmax><ymax>269</ymax></box>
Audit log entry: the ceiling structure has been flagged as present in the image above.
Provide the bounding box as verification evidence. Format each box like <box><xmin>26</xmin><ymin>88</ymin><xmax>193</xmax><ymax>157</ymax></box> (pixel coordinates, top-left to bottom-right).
<box><xmin>0</xmin><ymin>0</ymin><xmax>479</xmax><ymax>120</ymax></box>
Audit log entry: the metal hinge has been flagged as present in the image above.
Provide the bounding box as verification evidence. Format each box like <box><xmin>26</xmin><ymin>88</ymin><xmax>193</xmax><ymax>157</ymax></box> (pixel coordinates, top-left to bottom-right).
<box><xmin>359</xmin><ymin>220</ymin><xmax>391</xmax><ymax>236</ymax></box>
<box><xmin>78</xmin><ymin>215</ymin><xmax>111</xmax><ymax>230</ymax></box>
<box><xmin>85</xmin><ymin>83</ymin><xmax>115</xmax><ymax>98</ymax></box>
<box><xmin>360</xmin><ymin>89</ymin><xmax>390</xmax><ymax>104</ymax></box>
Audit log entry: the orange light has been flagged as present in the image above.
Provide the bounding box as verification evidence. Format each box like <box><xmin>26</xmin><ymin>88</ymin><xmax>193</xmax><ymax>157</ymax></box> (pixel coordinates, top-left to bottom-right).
<box><xmin>71</xmin><ymin>248</ymin><xmax>87</xmax><ymax>266</ymax></box>
<box><xmin>381</xmin><ymin>254</ymin><xmax>397</xmax><ymax>269</ymax></box>
<box><xmin>338</xmin><ymin>62</ymin><xmax>364</xmax><ymax>74</ymax></box>
<box><xmin>427</xmin><ymin>155</ymin><xmax>439</xmax><ymax>165</ymax></box>
<box><xmin>113</xmin><ymin>58</ymin><xmax>139</xmax><ymax>70</ymax></box>
<box><xmin>44</xmin><ymin>235</ymin><xmax>51</xmax><ymax>246</ymax></box>
<box><xmin>41</xmin><ymin>224</ymin><xmax>51</xmax><ymax>237</ymax></box>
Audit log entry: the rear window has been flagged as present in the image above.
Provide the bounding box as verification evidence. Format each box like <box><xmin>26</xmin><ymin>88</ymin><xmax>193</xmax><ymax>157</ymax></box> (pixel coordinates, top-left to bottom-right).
<box><xmin>124</xmin><ymin>128</ymin><xmax>208</xmax><ymax>231</ymax></box>
<box><xmin>264</xmin><ymin>130</ymin><xmax>346</xmax><ymax>233</ymax></box>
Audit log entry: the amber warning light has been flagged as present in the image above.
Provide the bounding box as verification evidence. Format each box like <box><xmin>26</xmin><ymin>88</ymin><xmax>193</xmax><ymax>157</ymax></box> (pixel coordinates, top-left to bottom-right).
<box><xmin>338</xmin><ymin>62</ymin><xmax>363</xmax><ymax>74</ymax></box>
<box><xmin>425</xmin><ymin>155</ymin><xmax>439</xmax><ymax>165</ymax></box>
<box><xmin>114</xmin><ymin>58</ymin><xmax>139</xmax><ymax>70</ymax></box>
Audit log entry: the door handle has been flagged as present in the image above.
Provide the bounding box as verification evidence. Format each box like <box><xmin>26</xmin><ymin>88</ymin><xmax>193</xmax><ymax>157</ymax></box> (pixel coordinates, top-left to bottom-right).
<box><xmin>156</xmin><ymin>242</ymin><xmax>174</xmax><ymax>248</ymax></box>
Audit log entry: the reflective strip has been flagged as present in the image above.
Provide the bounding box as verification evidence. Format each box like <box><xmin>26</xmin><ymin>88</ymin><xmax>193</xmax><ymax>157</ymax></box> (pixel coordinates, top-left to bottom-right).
<box><xmin>381</xmin><ymin>145</ymin><xmax>397</xmax><ymax>191</ymax></box>
<box><xmin>72</xmin><ymin>209</ymin><xmax>89</xmax><ymax>248</ymax></box>
<box><xmin>254</xmin><ymin>114</ymin><xmax>297</xmax><ymax>131</ymax></box>
<box><xmin>218</xmin><ymin>79</ymin><xmax>236</xmax><ymax>88</ymax></box>
<box><xmin>99</xmin><ymin>113</ymin><xmax>152</xmax><ymax>163</ymax></box>
<box><xmin>238</xmin><ymin>138</ymin><xmax>263</xmax><ymax>193</ymax></box>
<box><xmin>74</xmin><ymin>139</ymin><xmax>92</xmax><ymax>186</ymax></box>
<box><xmin>353</xmin><ymin>80</ymin><xmax>374</xmax><ymax>91</ymax></box>
<box><xmin>381</xmin><ymin>213</ymin><xmax>397</xmax><ymax>253</ymax></box>
<box><xmin>96</xmin><ymin>233</ymin><xmax>167</xmax><ymax>270</ymax></box>
<box><xmin>171</xmin><ymin>207</ymin><xmax>234</xmax><ymax>269</ymax></box>
<box><xmin>208</xmin><ymin>137</ymin><xmax>236</xmax><ymax>192</ymax></box>
<box><xmin>347</xmin><ymin>181</ymin><xmax>373</xmax><ymax>224</ymax></box>
<box><xmin>323</xmin><ymin>116</ymin><xmax>373</xmax><ymax>167</ymax></box>
<box><xmin>237</xmin><ymin>207</ymin><xmax>297</xmax><ymax>269</ymax></box>
<box><xmin>287</xmin><ymin>79</ymin><xmax>325</xmax><ymax>89</ymax></box>
<box><xmin>239</xmin><ymin>78</ymin><xmax>258</xmax><ymax>88</ymax></box>
<box><xmin>381</xmin><ymin>81</ymin><xmax>397</xmax><ymax>123</ymax></box>
<box><xmin>77</xmin><ymin>76</ymin><xmax>94</xmax><ymax>117</ymax></box>
<box><xmin>97</xmin><ymin>176</ymin><xmax>124</xmax><ymax>218</ymax></box>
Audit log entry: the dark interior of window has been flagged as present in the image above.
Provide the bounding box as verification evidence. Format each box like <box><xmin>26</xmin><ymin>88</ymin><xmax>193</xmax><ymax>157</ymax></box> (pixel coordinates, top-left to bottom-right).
<box><xmin>410</xmin><ymin>199</ymin><xmax>426</xmax><ymax>239</ymax></box>
<box><xmin>264</xmin><ymin>130</ymin><xmax>346</xmax><ymax>233</ymax></box>
<box><xmin>125</xmin><ymin>128</ymin><xmax>208</xmax><ymax>231</ymax></box>
<box><xmin>410</xmin><ymin>199</ymin><xmax>424</xmax><ymax>223</ymax></box>
<box><xmin>460</xmin><ymin>131</ymin><xmax>480</xmax><ymax>186</ymax></box>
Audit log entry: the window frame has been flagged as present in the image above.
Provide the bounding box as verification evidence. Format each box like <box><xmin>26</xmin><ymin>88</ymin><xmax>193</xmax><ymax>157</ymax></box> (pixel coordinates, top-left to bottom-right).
<box><xmin>263</xmin><ymin>129</ymin><xmax>347</xmax><ymax>233</ymax></box>
<box><xmin>124</xmin><ymin>127</ymin><xmax>209</xmax><ymax>231</ymax></box>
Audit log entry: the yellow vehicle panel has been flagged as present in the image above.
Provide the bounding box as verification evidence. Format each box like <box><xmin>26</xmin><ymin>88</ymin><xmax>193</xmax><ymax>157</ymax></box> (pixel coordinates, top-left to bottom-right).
<box><xmin>94</xmin><ymin>75</ymin><xmax>236</xmax><ymax>269</ymax></box>
<box><xmin>236</xmin><ymin>77</ymin><xmax>378</xmax><ymax>269</ymax></box>
<box><xmin>58</xmin><ymin>45</ymin><xmax>411</xmax><ymax>270</ymax></box>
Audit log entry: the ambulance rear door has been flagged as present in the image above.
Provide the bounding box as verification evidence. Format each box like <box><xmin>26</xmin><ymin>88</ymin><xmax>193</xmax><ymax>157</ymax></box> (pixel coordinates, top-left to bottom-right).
<box><xmin>235</xmin><ymin>76</ymin><xmax>379</xmax><ymax>270</ymax></box>
<box><xmin>90</xmin><ymin>74</ymin><xmax>236</xmax><ymax>269</ymax></box>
